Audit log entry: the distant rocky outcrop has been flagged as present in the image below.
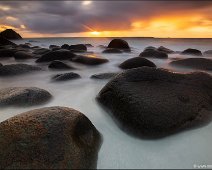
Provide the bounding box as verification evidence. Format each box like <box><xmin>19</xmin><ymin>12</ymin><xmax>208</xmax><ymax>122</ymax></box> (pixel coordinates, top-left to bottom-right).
<box><xmin>0</xmin><ymin>29</ymin><xmax>22</xmax><ymax>39</ymax></box>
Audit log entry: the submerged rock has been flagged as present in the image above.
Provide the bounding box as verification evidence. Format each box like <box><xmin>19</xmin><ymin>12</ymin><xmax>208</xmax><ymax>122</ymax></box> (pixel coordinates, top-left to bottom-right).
<box><xmin>36</xmin><ymin>50</ymin><xmax>76</xmax><ymax>63</ymax></box>
<box><xmin>0</xmin><ymin>87</ymin><xmax>52</xmax><ymax>106</ymax></box>
<box><xmin>0</xmin><ymin>29</ymin><xmax>22</xmax><ymax>39</ymax></box>
<box><xmin>107</xmin><ymin>39</ymin><xmax>130</xmax><ymax>51</ymax></box>
<box><xmin>203</xmin><ymin>50</ymin><xmax>212</xmax><ymax>56</ymax></box>
<box><xmin>61</xmin><ymin>44</ymin><xmax>70</xmax><ymax>49</ymax></box>
<box><xmin>0</xmin><ymin>64</ymin><xmax>42</xmax><ymax>76</ymax></box>
<box><xmin>102</xmin><ymin>48</ymin><xmax>122</xmax><ymax>53</ymax></box>
<box><xmin>14</xmin><ymin>51</ymin><xmax>34</xmax><ymax>60</ymax></box>
<box><xmin>72</xmin><ymin>55</ymin><xmax>109</xmax><ymax>65</ymax></box>
<box><xmin>48</xmin><ymin>60</ymin><xmax>74</xmax><ymax>70</ymax></box>
<box><xmin>69</xmin><ymin>44</ymin><xmax>87</xmax><ymax>52</ymax></box>
<box><xmin>52</xmin><ymin>72</ymin><xmax>81</xmax><ymax>81</ymax></box>
<box><xmin>170</xmin><ymin>58</ymin><xmax>212</xmax><ymax>71</ymax></box>
<box><xmin>97</xmin><ymin>67</ymin><xmax>212</xmax><ymax>138</ymax></box>
<box><xmin>0</xmin><ymin>106</ymin><xmax>102</xmax><ymax>169</ymax></box>
<box><xmin>32</xmin><ymin>48</ymin><xmax>51</xmax><ymax>55</ymax></box>
<box><xmin>139</xmin><ymin>48</ymin><xmax>168</xmax><ymax>59</ymax></box>
<box><xmin>49</xmin><ymin>45</ymin><xmax>60</xmax><ymax>49</ymax></box>
<box><xmin>181</xmin><ymin>48</ymin><xmax>202</xmax><ymax>56</ymax></box>
<box><xmin>158</xmin><ymin>46</ymin><xmax>174</xmax><ymax>54</ymax></box>
<box><xmin>0</xmin><ymin>49</ymin><xmax>17</xmax><ymax>58</ymax></box>
<box><xmin>91</xmin><ymin>72</ymin><xmax>119</xmax><ymax>80</ymax></box>
<box><xmin>119</xmin><ymin>57</ymin><xmax>156</xmax><ymax>69</ymax></box>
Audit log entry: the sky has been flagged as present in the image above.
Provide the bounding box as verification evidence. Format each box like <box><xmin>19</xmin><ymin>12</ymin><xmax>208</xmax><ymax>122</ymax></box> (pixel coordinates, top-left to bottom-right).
<box><xmin>0</xmin><ymin>0</ymin><xmax>212</xmax><ymax>38</ymax></box>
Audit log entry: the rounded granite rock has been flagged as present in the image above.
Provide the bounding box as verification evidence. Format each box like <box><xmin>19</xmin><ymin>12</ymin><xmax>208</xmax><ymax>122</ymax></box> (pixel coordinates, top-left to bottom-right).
<box><xmin>97</xmin><ymin>67</ymin><xmax>212</xmax><ymax>138</ymax></box>
<box><xmin>0</xmin><ymin>87</ymin><xmax>52</xmax><ymax>106</ymax></box>
<box><xmin>0</xmin><ymin>106</ymin><xmax>102</xmax><ymax>169</ymax></box>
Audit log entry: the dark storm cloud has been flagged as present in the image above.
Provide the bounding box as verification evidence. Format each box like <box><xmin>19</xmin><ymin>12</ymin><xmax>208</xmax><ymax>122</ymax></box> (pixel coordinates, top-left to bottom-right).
<box><xmin>0</xmin><ymin>1</ymin><xmax>212</xmax><ymax>34</ymax></box>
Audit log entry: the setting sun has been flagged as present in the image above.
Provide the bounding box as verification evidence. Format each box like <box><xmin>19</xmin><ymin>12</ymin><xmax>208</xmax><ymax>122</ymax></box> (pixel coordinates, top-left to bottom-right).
<box><xmin>90</xmin><ymin>31</ymin><xmax>101</xmax><ymax>36</ymax></box>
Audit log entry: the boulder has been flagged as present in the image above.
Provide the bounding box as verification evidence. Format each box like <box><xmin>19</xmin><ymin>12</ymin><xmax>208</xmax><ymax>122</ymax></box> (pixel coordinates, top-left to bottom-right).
<box><xmin>18</xmin><ymin>44</ymin><xmax>30</xmax><ymax>49</ymax></box>
<box><xmin>48</xmin><ymin>60</ymin><xmax>74</xmax><ymax>70</ymax></box>
<box><xmin>61</xmin><ymin>44</ymin><xmax>70</xmax><ymax>50</ymax></box>
<box><xmin>52</xmin><ymin>72</ymin><xmax>81</xmax><ymax>81</ymax></box>
<box><xmin>0</xmin><ymin>49</ymin><xmax>17</xmax><ymax>58</ymax></box>
<box><xmin>85</xmin><ymin>44</ymin><xmax>94</xmax><ymax>47</ymax></box>
<box><xmin>0</xmin><ymin>29</ymin><xmax>22</xmax><ymax>39</ymax></box>
<box><xmin>0</xmin><ymin>106</ymin><xmax>101</xmax><ymax>169</ymax></box>
<box><xmin>170</xmin><ymin>58</ymin><xmax>212</xmax><ymax>71</ymax></box>
<box><xmin>69</xmin><ymin>44</ymin><xmax>87</xmax><ymax>52</ymax></box>
<box><xmin>72</xmin><ymin>55</ymin><xmax>109</xmax><ymax>65</ymax></box>
<box><xmin>0</xmin><ymin>64</ymin><xmax>42</xmax><ymax>76</ymax></box>
<box><xmin>49</xmin><ymin>45</ymin><xmax>60</xmax><ymax>49</ymax></box>
<box><xmin>0</xmin><ymin>36</ymin><xmax>16</xmax><ymax>46</ymax></box>
<box><xmin>203</xmin><ymin>50</ymin><xmax>212</xmax><ymax>56</ymax></box>
<box><xmin>102</xmin><ymin>48</ymin><xmax>122</xmax><ymax>53</ymax></box>
<box><xmin>181</xmin><ymin>48</ymin><xmax>202</xmax><ymax>56</ymax></box>
<box><xmin>32</xmin><ymin>48</ymin><xmax>51</xmax><ymax>55</ymax></box>
<box><xmin>91</xmin><ymin>72</ymin><xmax>119</xmax><ymax>80</ymax></box>
<box><xmin>139</xmin><ymin>48</ymin><xmax>168</xmax><ymax>59</ymax></box>
<box><xmin>97</xmin><ymin>67</ymin><xmax>212</xmax><ymax>138</ymax></box>
<box><xmin>0</xmin><ymin>87</ymin><xmax>52</xmax><ymax>107</ymax></box>
<box><xmin>107</xmin><ymin>39</ymin><xmax>130</xmax><ymax>51</ymax></box>
<box><xmin>14</xmin><ymin>51</ymin><xmax>34</xmax><ymax>60</ymax></box>
<box><xmin>0</xmin><ymin>63</ymin><xmax>2</xmax><ymax>67</ymax></box>
<box><xmin>158</xmin><ymin>46</ymin><xmax>174</xmax><ymax>54</ymax></box>
<box><xmin>119</xmin><ymin>57</ymin><xmax>156</xmax><ymax>69</ymax></box>
<box><xmin>36</xmin><ymin>50</ymin><xmax>76</xmax><ymax>63</ymax></box>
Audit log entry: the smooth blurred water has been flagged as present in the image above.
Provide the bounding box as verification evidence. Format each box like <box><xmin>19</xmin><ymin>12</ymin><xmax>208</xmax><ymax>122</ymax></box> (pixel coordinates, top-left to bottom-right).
<box><xmin>0</xmin><ymin>38</ymin><xmax>212</xmax><ymax>169</ymax></box>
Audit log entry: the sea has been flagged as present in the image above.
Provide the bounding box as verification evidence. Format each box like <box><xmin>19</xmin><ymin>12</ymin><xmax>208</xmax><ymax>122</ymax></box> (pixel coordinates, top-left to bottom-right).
<box><xmin>0</xmin><ymin>37</ymin><xmax>212</xmax><ymax>169</ymax></box>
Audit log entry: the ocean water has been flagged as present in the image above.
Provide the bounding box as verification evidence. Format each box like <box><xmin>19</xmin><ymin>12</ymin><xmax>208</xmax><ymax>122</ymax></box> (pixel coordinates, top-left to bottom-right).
<box><xmin>0</xmin><ymin>38</ymin><xmax>212</xmax><ymax>169</ymax></box>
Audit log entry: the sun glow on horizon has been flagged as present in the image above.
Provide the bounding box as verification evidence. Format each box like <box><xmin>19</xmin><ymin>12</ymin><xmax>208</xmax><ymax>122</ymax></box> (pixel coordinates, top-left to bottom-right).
<box><xmin>82</xmin><ymin>1</ymin><xmax>92</xmax><ymax>6</ymax></box>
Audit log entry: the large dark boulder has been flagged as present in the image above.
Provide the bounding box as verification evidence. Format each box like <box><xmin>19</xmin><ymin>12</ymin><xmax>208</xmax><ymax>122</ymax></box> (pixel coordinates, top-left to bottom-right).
<box><xmin>72</xmin><ymin>55</ymin><xmax>109</xmax><ymax>65</ymax></box>
<box><xmin>69</xmin><ymin>44</ymin><xmax>87</xmax><ymax>52</ymax></box>
<box><xmin>91</xmin><ymin>72</ymin><xmax>119</xmax><ymax>80</ymax></box>
<box><xmin>0</xmin><ymin>36</ymin><xmax>16</xmax><ymax>46</ymax></box>
<box><xmin>119</xmin><ymin>57</ymin><xmax>156</xmax><ymax>69</ymax></box>
<box><xmin>0</xmin><ymin>29</ymin><xmax>22</xmax><ymax>39</ymax></box>
<box><xmin>52</xmin><ymin>72</ymin><xmax>81</xmax><ymax>81</ymax></box>
<box><xmin>170</xmin><ymin>58</ymin><xmax>212</xmax><ymax>71</ymax></box>
<box><xmin>48</xmin><ymin>60</ymin><xmax>74</xmax><ymax>70</ymax></box>
<box><xmin>0</xmin><ymin>87</ymin><xmax>52</xmax><ymax>107</ymax></box>
<box><xmin>139</xmin><ymin>48</ymin><xmax>168</xmax><ymax>59</ymax></box>
<box><xmin>0</xmin><ymin>63</ymin><xmax>2</xmax><ymax>67</ymax></box>
<box><xmin>36</xmin><ymin>50</ymin><xmax>76</xmax><ymax>63</ymax></box>
<box><xmin>0</xmin><ymin>64</ymin><xmax>42</xmax><ymax>76</ymax></box>
<box><xmin>97</xmin><ymin>67</ymin><xmax>212</xmax><ymax>138</ymax></box>
<box><xmin>0</xmin><ymin>106</ymin><xmax>102</xmax><ymax>169</ymax></box>
<box><xmin>107</xmin><ymin>39</ymin><xmax>130</xmax><ymax>51</ymax></box>
<box><xmin>158</xmin><ymin>46</ymin><xmax>174</xmax><ymax>54</ymax></box>
<box><xmin>14</xmin><ymin>51</ymin><xmax>34</xmax><ymax>60</ymax></box>
<box><xmin>181</xmin><ymin>48</ymin><xmax>202</xmax><ymax>56</ymax></box>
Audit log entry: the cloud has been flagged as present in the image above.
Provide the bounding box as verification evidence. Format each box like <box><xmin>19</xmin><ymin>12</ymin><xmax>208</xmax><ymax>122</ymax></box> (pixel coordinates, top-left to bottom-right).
<box><xmin>0</xmin><ymin>0</ymin><xmax>212</xmax><ymax>35</ymax></box>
